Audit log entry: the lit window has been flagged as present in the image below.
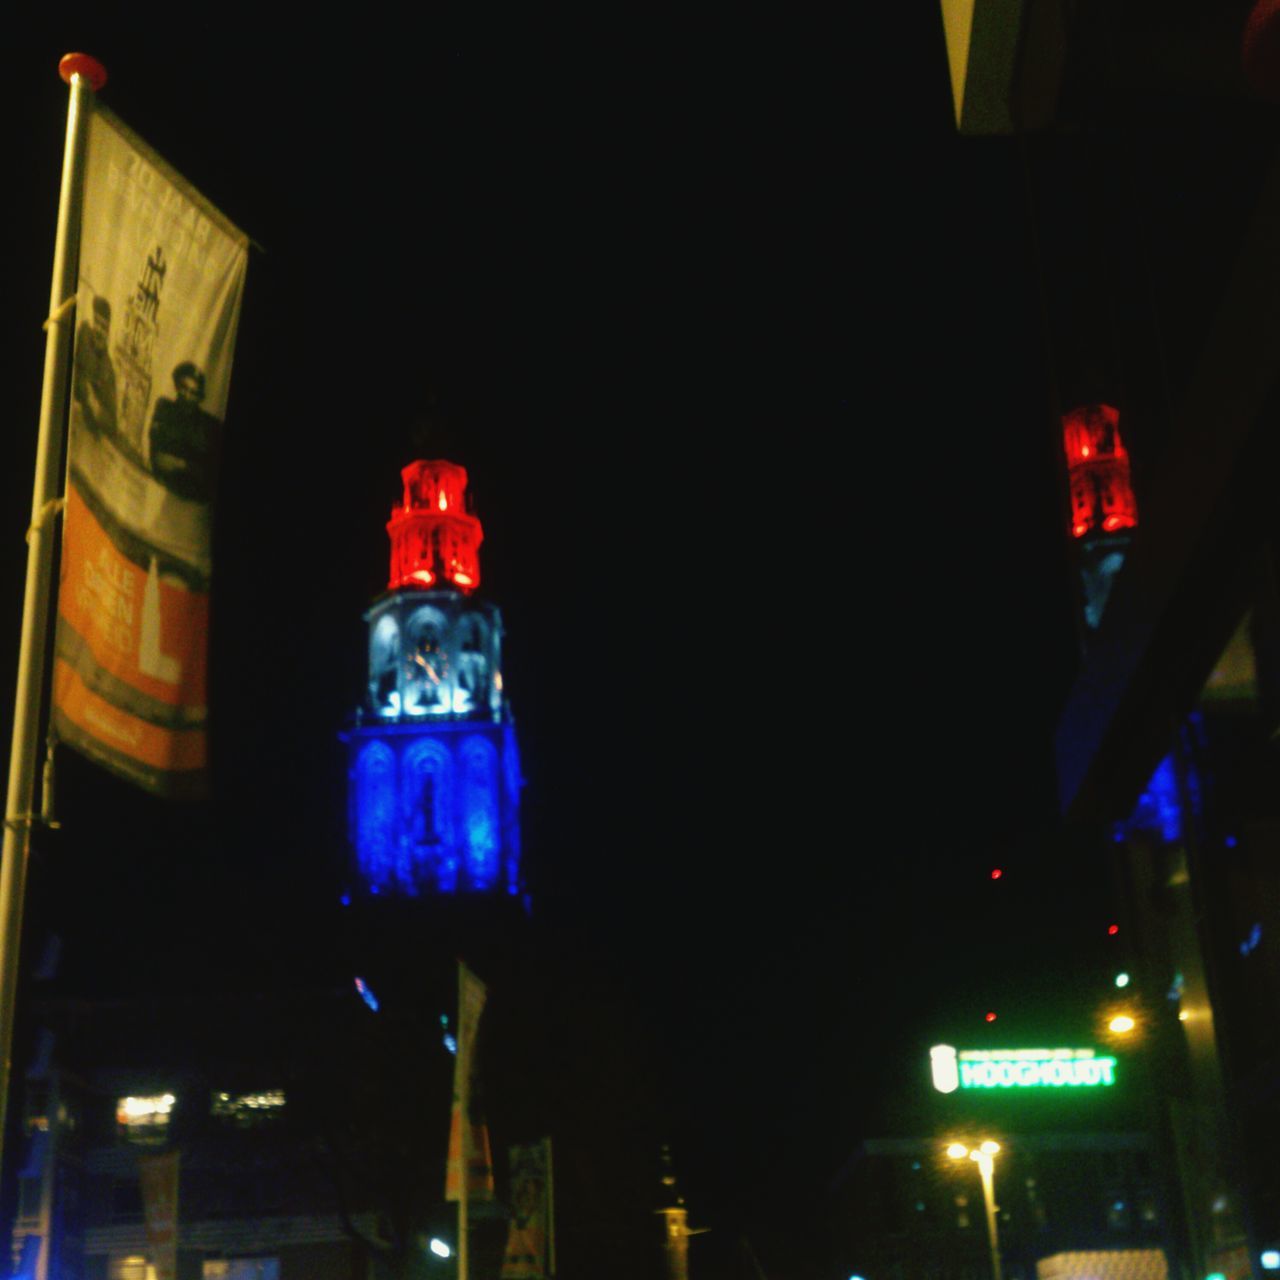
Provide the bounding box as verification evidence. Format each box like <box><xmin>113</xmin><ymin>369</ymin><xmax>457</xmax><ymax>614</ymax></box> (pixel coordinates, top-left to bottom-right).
<box><xmin>422</xmin><ymin>776</ymin><xmax>440</xmax><ymax>845</ymax></box>
<box><xmin>116</xmin><ymin>1095</ymin><xmax>174</xmax><ymax>1144</ymax></box>
<box><xmin>202</xmin><ymin>1261</ymin><xmax>280</xmax><ymax>1279</ymax></box>
<box><xmin>109</xmin><ymin>1256</ymin><xmax>155</xmax><ymax>1280</ymax></box>
<box><xmin>210</xmin><ymin>1091</ymin><xmax>285</xmax><ymax>1128</ymax></box>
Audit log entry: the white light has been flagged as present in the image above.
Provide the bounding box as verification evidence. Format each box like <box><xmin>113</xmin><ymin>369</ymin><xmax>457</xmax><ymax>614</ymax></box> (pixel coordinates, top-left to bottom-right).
<box><xmin>429</xmin><ymin>1238</ymin><xmax>452</xmax><ymax>1258</ymax></box>
<box><xmin>1115</xmin><ymin>972</ymin><xmax>1130</xmax><ymax>988</ymax></box>
<box><xmin>120</xmin><ymin>1094</ymin><xmax>175</xmax><ymax>1119</ymax></box>
<box><xmin>930</xmin><ymin>1044</ymin><xmax>959</xmax><ymax>1094</ymax></box>
<box><xmin>1260</xmin><ymin>1250</ymin><xmax>1279</xmax><ymax>1270</ymax></box>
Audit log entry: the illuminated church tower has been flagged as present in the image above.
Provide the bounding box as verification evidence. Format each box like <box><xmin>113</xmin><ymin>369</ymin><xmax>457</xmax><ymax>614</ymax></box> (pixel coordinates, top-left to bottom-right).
<box><xmin>344</xmin><ymin>460</ymin><xmax>522</xmax><ymax>897</ymax></box>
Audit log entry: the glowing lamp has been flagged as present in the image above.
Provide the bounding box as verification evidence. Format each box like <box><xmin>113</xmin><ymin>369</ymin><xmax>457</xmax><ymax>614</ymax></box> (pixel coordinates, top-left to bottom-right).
<box><xmin>1108</xmin><ymin>924</ymin><xmax>1119</xmax><ymax>936</ymax></box>
<box><xmin>1115</xmin><ymin>972</ymin><xmax>1130</xmax><ymax>988</ymax></box>
<box><xmin>429</xmin><ymin>1238</ymin><xmax>453</xmax><ymax>1258</ymax></box>
<box><xmin>946</xmin><ymin>1142</ymin><xmax>969</xmax><ymax>1159</ymax></box>
<box><xmin>354</xmin><ymin>976</ymin><xmax>380</xmax><ymax>1013</ymax></box>
<box><xmin>1109</xmin><ymin>1014</ymin><xmax>1136</xmax><ymax>1034</ymax></box>
<box><xmin>990</xmin><ymin>868</ymin><xmax>1002</xmax><ymax>880</ymax></box>
<box><xmin>985</xmin><ymin>1011</ymin><xmax>997</xmax><ymax>1023</ymax></box>
<box><xmin>1259</xmin><ymin>1249</ymin><xmax>1279</xmax><ymax>1270</ymax></box>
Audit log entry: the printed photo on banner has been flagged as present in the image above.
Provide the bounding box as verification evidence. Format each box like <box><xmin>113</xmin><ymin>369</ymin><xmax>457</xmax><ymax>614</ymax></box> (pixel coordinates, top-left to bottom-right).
<box><xmin>68</xmin><ymin>108</ymin><xmax>246</xmax><ymax>590</ymax></box>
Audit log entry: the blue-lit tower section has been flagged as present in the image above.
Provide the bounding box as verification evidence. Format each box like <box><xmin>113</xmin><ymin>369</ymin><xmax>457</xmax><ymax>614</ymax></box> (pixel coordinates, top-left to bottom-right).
<box><xmin>344</xmin><ymin>460</ymin><xmax>521</xmax><ymax>897</ymax></box>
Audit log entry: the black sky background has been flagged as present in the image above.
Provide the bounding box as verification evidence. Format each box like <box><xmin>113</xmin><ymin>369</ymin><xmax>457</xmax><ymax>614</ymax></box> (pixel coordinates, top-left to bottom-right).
<box><xmin>1</xmin><ymin>17</ymin><xmax>1113</xmax><ymax>1265</ymax></box>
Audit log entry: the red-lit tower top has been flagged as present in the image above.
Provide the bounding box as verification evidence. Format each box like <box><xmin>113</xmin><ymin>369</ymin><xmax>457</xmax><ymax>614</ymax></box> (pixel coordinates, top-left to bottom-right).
<box><xmin>386</xmin><ymin>459</ymin><xmax>484</xmax><ymax>593</ymax></box>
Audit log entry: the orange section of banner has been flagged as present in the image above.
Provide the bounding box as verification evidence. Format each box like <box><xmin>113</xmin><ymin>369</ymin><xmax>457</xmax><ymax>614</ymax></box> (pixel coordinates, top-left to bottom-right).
<box><xmin>58</xmin><ymin>485</ymin><xmax>209</xmax><ymax>706</ymax></box>
<box><xmin>53</xmin><ymin>660</ymin><xmax>206</xmax><ymax>772</ymax></box>
<box><xmin>445</xmin><ymin>1104</ymin><xmax>495</xmax><ymax>1203</ymax></box>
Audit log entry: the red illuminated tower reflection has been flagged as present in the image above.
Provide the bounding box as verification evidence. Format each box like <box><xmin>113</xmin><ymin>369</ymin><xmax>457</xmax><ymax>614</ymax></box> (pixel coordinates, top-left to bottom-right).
<box><xmin>1063</xmin><ymin>404</ymin><xmax>1138</xmax><ymax>540</ymax></box>
<box><xmin>1062</xmin><ymin>404</ymin><xmax>1138</xmax><ymax>630</ymax></box>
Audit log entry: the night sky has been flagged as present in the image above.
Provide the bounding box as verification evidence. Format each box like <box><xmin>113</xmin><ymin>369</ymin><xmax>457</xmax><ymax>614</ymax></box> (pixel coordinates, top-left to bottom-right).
<box><xmin>2</xmin><ymin>19</ymin><xmax>1107</xmax><ymax>1273</ymax></box>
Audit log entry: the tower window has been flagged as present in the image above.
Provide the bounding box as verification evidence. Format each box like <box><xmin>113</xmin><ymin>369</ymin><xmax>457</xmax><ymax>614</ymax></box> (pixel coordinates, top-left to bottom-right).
<box><xmin>422</xmin><ymin>775</ymin><xmax>440</xmax><ymax>845</ymax></box>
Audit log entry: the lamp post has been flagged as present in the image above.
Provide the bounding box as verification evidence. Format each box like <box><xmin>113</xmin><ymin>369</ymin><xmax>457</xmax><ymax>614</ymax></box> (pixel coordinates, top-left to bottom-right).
<box><xmin>947</xmin><ymin>1141</ymin><xmax>1002</xmax><ymax>1280</ymax></box>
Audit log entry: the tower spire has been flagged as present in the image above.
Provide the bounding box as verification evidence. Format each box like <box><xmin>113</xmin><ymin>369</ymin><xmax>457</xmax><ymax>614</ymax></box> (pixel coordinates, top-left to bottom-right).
<box><xmin>386</xmin><ymin>459</ymin><xmax>484</xmax><ymax>592</ymax></box>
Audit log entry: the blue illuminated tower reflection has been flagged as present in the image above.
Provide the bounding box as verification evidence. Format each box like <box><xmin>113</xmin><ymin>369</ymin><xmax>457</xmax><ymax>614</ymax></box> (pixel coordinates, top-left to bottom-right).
<box><xmin>342</xmin><ymin>460</ymin><xmax>522</xmax><ymax>897</ymax></box>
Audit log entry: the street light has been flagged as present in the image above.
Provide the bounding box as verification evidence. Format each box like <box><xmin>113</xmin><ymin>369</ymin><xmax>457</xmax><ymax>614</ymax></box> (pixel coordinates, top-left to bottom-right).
<box><xmin>947</xmin><ymin>1140</ymin><xmax>1003</xmax><ymax>1280</ymax></box>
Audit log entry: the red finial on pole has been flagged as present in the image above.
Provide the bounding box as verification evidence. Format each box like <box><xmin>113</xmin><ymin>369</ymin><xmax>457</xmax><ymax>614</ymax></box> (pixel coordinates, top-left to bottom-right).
<box><xmin>58</xmin><ymin>53</ymin><xmax>108</xmax><ymax>92</ymax></box>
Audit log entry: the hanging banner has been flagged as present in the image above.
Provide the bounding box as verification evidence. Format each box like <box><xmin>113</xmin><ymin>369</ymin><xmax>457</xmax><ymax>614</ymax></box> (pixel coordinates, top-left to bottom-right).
<box><xmin>139</xmin><ymin>1149</ymin><xmax>180</xmax><ymax>1280</ymax></box>
<box><xmin>501</xmin><ymin>1138</ymin><xmax>554</xmax><ymax>1279</ymax></box>
<box><xmin>53</xmin><ymin>105</ymin><xmax>248</xmax><ymax>797</ymax></box>
<box><xmin>446</xmin><ymin>961</ymin><xmax>495</xmax><ymax>1201</ymax></box>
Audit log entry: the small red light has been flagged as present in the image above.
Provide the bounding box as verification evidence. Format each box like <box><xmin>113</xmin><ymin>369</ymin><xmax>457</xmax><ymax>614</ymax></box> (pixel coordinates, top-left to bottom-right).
<box><xmin>1081</xmin><ymin>445</ymin><xmax>1091</xmax><ymax>458</ymax></box>
<box><xmin>1108</xmin><ymin>924</ymin><xmax>1119</xmax><ymax>936</ymax></box>
<box><xmin>991</xmin><ymin>868</ymin><xmax>1002</xmax><ymax>880</ymax></box>
<box><xmin>1073</xmin><ymin>521</ymin><xmax>1089</xmax><ymax>538</ymax></box>
<box><xmin>985</xmin><ymin>1011</ymin><xmax>997</xmax><ymax>1023</ymax></box>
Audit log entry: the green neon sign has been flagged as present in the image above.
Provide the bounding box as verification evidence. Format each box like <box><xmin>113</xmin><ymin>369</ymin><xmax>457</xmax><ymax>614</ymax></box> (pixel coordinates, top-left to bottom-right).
<box><xmin>930</xmin><ymin>1045</ymin><xmax>1118</xmax><ymax>1092</ymax></box>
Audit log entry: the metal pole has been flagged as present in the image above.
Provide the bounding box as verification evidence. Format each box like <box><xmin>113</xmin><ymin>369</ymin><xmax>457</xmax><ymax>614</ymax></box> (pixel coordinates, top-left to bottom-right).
<box><xmin>458</xmin><ymin>964</ymin><xmax>470</xmax><ymax>1280</ymax></box>
<box><xmin>545</xmin><ymin>1137</ymin><xmax>555</xmax><ymax>1278</ymax></box>
<box><xmin>0</xmin><ymin>52</ymin><xmax>102</xmax><ymax>1185</ymax></box>
<box><xmin>976</xmin><ymin>1151</ymin><xmax>1003</xmax><ymax>1280</ymax></box>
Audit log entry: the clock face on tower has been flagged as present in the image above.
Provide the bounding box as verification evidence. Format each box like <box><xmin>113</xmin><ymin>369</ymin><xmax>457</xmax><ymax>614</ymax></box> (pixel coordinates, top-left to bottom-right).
<box><xmin>404</xmin><ymin>605</ymin><xmax>448</xmax><ymax>716</ymax></box>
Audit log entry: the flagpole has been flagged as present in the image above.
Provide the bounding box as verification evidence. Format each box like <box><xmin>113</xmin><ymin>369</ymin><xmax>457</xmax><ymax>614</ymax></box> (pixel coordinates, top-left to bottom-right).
<box><xmin>0</xmin><ymin>52</ymin><xmax>105</xmax><ymax>1184</ymax></box>
<box><xmin>458</xmin><ymin>961</ymin><xmax>470</xmax><ymax>1280</ymax></box>
<box><xmin>545</xmin><ymin>1136</ymin><xmax>556</xmax><ymax>1278</ymax></box>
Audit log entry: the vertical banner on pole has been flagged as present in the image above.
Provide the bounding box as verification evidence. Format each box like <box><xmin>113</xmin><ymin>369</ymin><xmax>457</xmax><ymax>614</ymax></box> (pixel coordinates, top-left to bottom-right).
<box><xmin>446</xmin><ymin>961</ymin><xmax>495</xmax><ymax>1201</ymax></box>
<box><xmin>501</xmin><ymin>1138</ymin><xmax>554</xmax><ymax>1279</ymax></box>
<box><xmin>138</xmin><ymin>1149</ymin><xmax>180</xmax><ymax>1280</ymax></box>
<box><xmin>53</xmin><ymin>106</ymin><xmax>248</xmax><ymax>797</ymax></box>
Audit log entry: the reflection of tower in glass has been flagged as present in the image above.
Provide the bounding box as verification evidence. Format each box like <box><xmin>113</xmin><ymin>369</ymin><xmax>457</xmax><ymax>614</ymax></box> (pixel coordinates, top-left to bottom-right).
<box><xmin>1062</xmin><ymin>404</ymin><xmax>1139</xmax><ymax>630</ymax></box>
<box><xmin>343</xmin><ymin>460</ymin><xmax>522</xmax><ymax>898</ymax></box>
